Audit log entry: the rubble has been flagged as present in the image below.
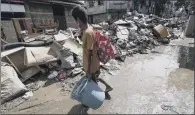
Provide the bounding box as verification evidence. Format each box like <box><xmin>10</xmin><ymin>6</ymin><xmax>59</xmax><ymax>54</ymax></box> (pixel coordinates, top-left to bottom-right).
<box><xmin>59</xmin><ymin>48</ymin><xmax>77</xmax><ymax>69</ymax></box>
<box><xmin>62</xmin><ymin>38</ymin><xmax>83</xmax><ymax>56</ymax></box>
<box><xmin>47</xmin><ymin>71</ymin><xmax>58</xmax><ymax>79</ymax></box>
<box><xmin>22</xmin><ymin>91</ymin><xmax>33</xmax><ymax>100</ymax></box>
<box><xmin>54</xmin><ymin>30</ymin><xmax>71</xmax><ymax>42</ymax></box>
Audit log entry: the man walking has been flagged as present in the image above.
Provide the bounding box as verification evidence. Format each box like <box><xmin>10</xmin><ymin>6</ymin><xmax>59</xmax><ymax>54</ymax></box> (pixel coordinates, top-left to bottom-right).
<box><xmin>71</xmin><ymin>5</ymin><xmax>113</xmax><ymax>114</ymax></box>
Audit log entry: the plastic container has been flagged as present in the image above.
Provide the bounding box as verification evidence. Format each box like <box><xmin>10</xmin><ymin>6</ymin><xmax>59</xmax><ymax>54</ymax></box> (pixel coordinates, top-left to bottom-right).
<box><xmin>71</xmin><ymin>76</ymin><xmax>105</xmax><ymax>110</ymax></box>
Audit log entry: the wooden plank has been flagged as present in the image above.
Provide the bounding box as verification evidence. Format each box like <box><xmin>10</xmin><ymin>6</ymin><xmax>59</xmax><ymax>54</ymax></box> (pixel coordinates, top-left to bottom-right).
<box><xmin>12</xmin><ymin>18</ymin><xmax>22</xmax><ymax>38</ymax></box>
<box><xmin>25</xmin><ymin>18</ymin><xmax>33</xmax><ymax>34</ymax></box>
<box><xmin>23</xmin><ymin>19</ymin><xmax>28</xmax><ymax>32</ymax></box>
<box><xmin>1</xmin><ymin>38</ymin><xmax>8</xmax><ymax>44</ymax></box>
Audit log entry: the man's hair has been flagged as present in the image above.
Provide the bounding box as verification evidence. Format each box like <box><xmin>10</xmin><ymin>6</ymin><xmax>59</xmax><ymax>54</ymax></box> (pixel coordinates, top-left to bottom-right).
<box><xmin>71</xmin><ymin>5</ymin><xmax>88</xmax><ymax>24</ymax></box>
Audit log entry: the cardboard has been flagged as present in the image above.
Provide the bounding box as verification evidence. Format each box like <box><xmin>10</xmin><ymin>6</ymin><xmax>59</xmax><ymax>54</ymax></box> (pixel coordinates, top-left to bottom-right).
<box><xmin>153</xmin><ymin>24</ymin><xmax>169</xmax><ymax>38</ymax></box>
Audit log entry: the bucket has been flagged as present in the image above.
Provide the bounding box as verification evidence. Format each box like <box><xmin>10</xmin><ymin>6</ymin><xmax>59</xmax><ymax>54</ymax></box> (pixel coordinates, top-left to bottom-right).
<box><xmin>71</xmin><ymin>75</ymin><xmax>105</xmax><ymax>110</ymax></box>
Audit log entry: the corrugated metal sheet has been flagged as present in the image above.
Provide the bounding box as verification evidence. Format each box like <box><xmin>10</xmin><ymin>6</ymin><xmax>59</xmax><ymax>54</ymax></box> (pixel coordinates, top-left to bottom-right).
<box><xmin>1</xmin><ymin>3</ymin><xmax>25</xmax><ymax>12</ymax></box>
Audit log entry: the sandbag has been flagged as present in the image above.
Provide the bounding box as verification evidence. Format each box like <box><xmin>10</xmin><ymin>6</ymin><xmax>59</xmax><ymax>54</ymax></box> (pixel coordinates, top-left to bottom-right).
<box><xmin>1</xmin><ymin>62</ymin><xmax>27</xmax><ymax>104</ymax></box>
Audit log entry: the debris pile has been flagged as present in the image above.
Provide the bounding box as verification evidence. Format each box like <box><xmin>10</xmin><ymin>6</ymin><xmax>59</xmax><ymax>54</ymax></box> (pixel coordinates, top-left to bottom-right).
<box><xmin>1</xmin><ymin>9</ymin><xmax>188</xmax><ymax>109</ymax></box>
<box><xmin>92</xmin><ymin>11</ymin><xmax>185</xmax><ymax>61</ymax></box>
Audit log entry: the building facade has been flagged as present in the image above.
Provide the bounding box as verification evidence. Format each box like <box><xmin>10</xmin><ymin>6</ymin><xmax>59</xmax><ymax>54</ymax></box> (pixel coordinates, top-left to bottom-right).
<box><xmin>1</xmin><ymin>0</ymin><xmax>25</xmax><ymax>43</ymax></box>
<box><xmin>24</xmin><ymin>0</ymin><xmax>84</xmax><ymax>30</ymax></box>
<box><xmin>85</xmin><ymin>1</ymin><xmax>128</xmax><ymax>24</ymax></box>
<box><xmin>1</xmin><ymin>0</ymin><xmax>84</xmax><ymax>43</ymax></box>
<box><xmin>85</xmin><ymin>0</ymin><xmax>176</xmax><ymax>24</ymax></box>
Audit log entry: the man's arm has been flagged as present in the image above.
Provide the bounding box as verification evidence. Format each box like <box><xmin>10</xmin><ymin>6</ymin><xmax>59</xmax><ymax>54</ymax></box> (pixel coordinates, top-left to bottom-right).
<box><xmin>88</xmin><ymin>50</ymin><xmax>92</xmax><ymax>76</ymax></box>
<box><xmin>86</xmin><ymin>32</ymin><xmax>94</xmax><ymax>79</ymax></box>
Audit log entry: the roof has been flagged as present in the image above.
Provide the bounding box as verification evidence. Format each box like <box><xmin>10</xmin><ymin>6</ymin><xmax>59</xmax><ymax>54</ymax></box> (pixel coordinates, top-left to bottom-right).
<box><xmin>1</xmin><ymin>0</ymin><xmax>24</xmax><ymax>4</ymax></box>
<box><xmin>57</xmin><ymin>0</ymin><xmax>84</xmax><ymax>5</ymax></box>
<box><xmin>25</xmin><ymin>0</ymin><xmax>84</xmax><ymax>5</ymax></box>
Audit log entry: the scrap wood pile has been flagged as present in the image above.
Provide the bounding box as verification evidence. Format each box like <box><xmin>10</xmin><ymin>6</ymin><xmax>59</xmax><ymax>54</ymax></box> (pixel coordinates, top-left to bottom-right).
<box><xmin>0</xmin><ymin>10</ymin><xmax>187</xmax><ymax>108</ymax></box>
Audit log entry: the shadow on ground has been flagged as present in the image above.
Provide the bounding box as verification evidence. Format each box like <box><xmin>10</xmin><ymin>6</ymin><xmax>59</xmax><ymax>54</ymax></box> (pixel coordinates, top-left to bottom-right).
<box><xmin>67</xmin><ymin>104</ymin><xmax>84</xmax><ymax>114</ymax></box>
<box><xmin>42</xmin><ymin>79</ymin><xmax>58</xmax><ymax>87</ymax></box>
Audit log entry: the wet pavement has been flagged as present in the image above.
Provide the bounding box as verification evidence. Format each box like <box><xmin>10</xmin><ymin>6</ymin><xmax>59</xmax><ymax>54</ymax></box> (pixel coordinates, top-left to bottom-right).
<box><xmin>88</xmin><ymin>38</ymin><xmax>194</xmax><ymax>114</ymax></box>
<box><xmin>2</xmin><ymin>37</ymin><xmax>194</xmax><ymax>114</ymax></box>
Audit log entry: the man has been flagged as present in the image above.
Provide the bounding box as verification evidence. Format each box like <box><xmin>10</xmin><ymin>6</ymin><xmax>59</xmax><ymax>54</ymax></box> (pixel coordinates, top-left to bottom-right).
<box><xmin>71</xmin><ymin>5</ymin><xmax>113</xmax><ymax>114</ymax></box>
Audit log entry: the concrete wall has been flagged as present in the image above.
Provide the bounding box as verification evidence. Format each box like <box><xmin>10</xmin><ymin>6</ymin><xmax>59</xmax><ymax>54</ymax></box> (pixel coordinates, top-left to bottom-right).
<box><xmin>1</xmin><ymin>21</ymin><xmax>18</xmax><ymax>43</ymax></box>
<box><xmin>86</xmin><ymin>1</ymin><xmax>107</xmax><ymax>15</ymax></box>
<box><xmin>85</xmin><ymin>1</ymin><xmax>128</xmax><ymax>22</ymax></box>
<box><xmin>107</xmin><ymin>1</ymin><xmax>127</xmax><ymax>10</ymax></box>
<box><xmin>110</xmin><ymin>12</ymin><xmax>125</xmax><ymax>20</ymax></box>
<box><xmin>64</xmin><ymin>8</ymin><xmax>78</xmax><ymax>29</ymax></box>
<box><xmin>93</xmin><ymin>13</ymin><xmax>107</xmax><ymax>23</ymax></box>
<box><xmin>185</xmin><ymin>15</ymin><xmax>195</xmax><ymax>36</ymax></box>
<box><xmin>86</xmin><ymin>1</ymin><xmax>127</xmax><ymax>15</ymax></box>
<box><xmin>25</xmin><ymin>2</ymin><xmax>78</xmax><ymax>29</ymax></box>
<box><xmin>24</xmin><ymin>2</ymin><xmax>54</xmax><ymax>25</ymax></box>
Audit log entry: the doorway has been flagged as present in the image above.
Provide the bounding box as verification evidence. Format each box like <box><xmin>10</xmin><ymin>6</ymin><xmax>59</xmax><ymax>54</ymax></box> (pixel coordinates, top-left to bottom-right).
<box><xmin>52</xmin><ymin>4</ymin><xmax>67</xmax><ymax>30</ymax></box>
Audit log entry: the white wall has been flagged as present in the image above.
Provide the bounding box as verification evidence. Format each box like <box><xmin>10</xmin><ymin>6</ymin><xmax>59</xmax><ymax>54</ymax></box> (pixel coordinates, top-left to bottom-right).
<box><xmin>93</xmin><ymin>13</ymin><xmax>107</xmax><ymax>23</ymax></box>
<box><xmin>107</xmin><ymin>1</ymin><xmax>127</xmax><ymax>10</ymax></box>
<box><xmin>1</xmin><ymin>21</ymin><xmax>18</xmax><ymax>43</ymax></box>
<box><xmin>86</xmin><ymin>1</ymin><xmax>128</xmax><ymax>15</ymax></box>
<box><xmin>65</xmin><ymin>8</ymin><xmax>78</xmax><ymax>29</ymax></box>
<box><xmin>1</xmin><ymin>3</ymin><xmax>25</xmax><ymax>12</ymax></box>
<box><xmin>86</xmin><ymin>1</ymin><xmax>107</xmax><ymax>15</ymax></box>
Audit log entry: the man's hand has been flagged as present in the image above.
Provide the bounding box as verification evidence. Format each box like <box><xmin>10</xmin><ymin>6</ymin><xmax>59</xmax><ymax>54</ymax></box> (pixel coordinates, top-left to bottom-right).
<box><xmin>86</xmin><ymin>72</ymin><xmax>92</xmax><ymax>81</ymax></box>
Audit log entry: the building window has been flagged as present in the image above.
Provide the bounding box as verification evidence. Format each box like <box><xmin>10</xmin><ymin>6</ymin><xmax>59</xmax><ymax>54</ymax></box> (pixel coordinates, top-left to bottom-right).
<box><xmin>89</xmin><ymin>1</ymin><xmax>94</xmax><ymax>7</ymax></box>
<box><xmin>98</xmin><ymin>0</ymin><xmax>104</xmax><ymax>5</ymax></box>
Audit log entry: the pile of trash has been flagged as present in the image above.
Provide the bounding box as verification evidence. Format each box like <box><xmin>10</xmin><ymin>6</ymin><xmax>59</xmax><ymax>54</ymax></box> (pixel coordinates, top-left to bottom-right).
<box><xmin>1</xmin><ymin>28</ymin><xmax>84</xmax><ymax>106</ymax></box>
<box><xmin>0</xmin><ymin>10</ymin><xmax>187</xmax><ymax>109</ymax></box>
<box><xmin>92</xmin><ymin>11</ymin><xmax>185</xmax><ymax>61</ymax></box>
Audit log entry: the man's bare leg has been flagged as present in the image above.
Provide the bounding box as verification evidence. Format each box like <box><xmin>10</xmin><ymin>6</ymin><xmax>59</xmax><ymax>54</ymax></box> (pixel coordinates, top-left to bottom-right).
<box><xmin>98</xmin><ymin>78</ymin><xmax>113</xmax><ymax>92</ymax></box>
<box><xmin>98</xmin><ymin>78</ymin><xmax>113</xmax><ymax>100</ymax></box>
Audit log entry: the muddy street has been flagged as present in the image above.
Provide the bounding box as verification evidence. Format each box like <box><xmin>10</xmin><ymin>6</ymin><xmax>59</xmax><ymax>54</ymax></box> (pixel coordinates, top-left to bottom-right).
<box><xmin>2</xmin><ymin>37</ymin><xmax>194</xmax><ymax>114</ymax></box>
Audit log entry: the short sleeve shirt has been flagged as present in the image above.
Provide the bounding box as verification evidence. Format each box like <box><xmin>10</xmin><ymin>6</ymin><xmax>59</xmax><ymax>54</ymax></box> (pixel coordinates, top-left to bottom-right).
<box><xmin>82</xmin><ymin>26</ymin><xmax>100</xmax><ymax>73</ymax></box>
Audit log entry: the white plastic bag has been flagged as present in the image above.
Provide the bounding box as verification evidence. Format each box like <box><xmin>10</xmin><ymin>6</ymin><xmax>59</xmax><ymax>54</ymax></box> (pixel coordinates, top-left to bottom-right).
<box><xmin>1</xmin><ymin>62</ymin><xmax>27</xmax><ymax>104</ymax></box>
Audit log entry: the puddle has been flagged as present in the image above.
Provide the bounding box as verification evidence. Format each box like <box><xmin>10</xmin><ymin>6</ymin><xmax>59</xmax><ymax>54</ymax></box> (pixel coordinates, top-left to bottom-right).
<box><xmin>168</xmin><ymin>68</ymin><xmax>194</xmax><ymax>90</ymax></box>
<box><xmin>168</xmin><ymin>45</ymin><xmax>194</xmax><ymax>90</ymax></box>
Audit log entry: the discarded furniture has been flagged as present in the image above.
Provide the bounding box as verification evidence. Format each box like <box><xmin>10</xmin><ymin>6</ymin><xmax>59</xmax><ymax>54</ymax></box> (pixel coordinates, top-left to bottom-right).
<box><xmin>24</xmin><ymin>41</ymin><xmax>62</xmax><ymax>67</ymax></box>
<box><xmin>12</xmin><ymin>18</ymin><xmax>33</xmax><ymax>41</ymax></box>
<box><xmin>1</xmin><ymin>47</ymin><xmax>41</xmax><ymax>82</ymax></box>
<box><xmin>33</xmin><ymin>19</ymin><xmax>58</xmax><ymax>34</ymax></box>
